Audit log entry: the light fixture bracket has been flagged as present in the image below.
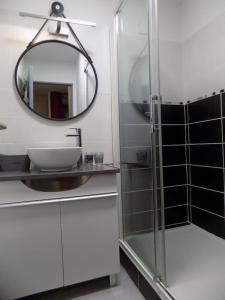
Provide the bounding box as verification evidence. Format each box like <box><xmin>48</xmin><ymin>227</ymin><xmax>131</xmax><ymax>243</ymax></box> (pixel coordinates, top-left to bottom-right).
<box><xmin>51</xmin><ymin>2</ymin><xmax>64</xmax><ymax>16</ymax></box>
<box><xmin>24</xmin><ymin>2</ymin><xmax>93</xmax><ymax>63</ymax></box>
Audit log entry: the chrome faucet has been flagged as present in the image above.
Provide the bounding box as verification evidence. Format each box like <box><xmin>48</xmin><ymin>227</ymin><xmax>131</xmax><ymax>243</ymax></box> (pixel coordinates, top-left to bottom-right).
<box><xmin>66</xmin><ymin>128</ymin><xmax>82</xmax><ymax>166</ymax></box>
<box><xmin>66</xmin><ymin>128</ymin><xmax>82</xmax><ymax>147</ymax></box>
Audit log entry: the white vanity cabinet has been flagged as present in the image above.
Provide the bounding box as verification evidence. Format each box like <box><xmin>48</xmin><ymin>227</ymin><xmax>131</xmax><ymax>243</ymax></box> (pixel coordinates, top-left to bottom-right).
<box><xmin>61</xmin><ymin>194</ymin><xmax>120</xmax><ymax>286</ymax></box>
<box><xmin>0</xmin><ymin>173</ymin><xmax>120</xmax><ymax>300</ymax></box>
<box><xmin>0</xmin><ymin>203</ymin><xmax>63</xmax><ymax>300</ymax></box>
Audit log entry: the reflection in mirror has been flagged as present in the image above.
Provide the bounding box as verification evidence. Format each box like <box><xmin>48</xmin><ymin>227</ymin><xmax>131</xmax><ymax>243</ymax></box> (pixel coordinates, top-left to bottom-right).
<box><xmin>15</xmin><ymin>41</ymin><xmax>98</xmax><ymax>120</ymax></box>
<box><xmin>129</xmin><ymin>53</ymin><xmax>150</xmax><ymax>119</ymax></box>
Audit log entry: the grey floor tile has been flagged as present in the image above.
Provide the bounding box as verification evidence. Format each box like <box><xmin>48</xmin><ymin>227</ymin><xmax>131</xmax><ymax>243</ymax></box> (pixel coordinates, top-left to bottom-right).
<box><xmin>23</xmin><ymin>266</ymin><xmax>145</xmax><ymax>300</ymax></box>
<box><xmin>72</xmin><ymin>267</ymin><xmax>145</xmax><ymax>300</ymax></box>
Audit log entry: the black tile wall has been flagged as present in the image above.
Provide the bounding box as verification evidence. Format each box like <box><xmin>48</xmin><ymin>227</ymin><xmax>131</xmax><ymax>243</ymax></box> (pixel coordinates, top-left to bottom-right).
<box><xmin>187</xmin><ymin>94</ymin><xmax>225</xmax><ymax>240</ymax></box>
<box><xmin>163</xmin><ymin>166</ymin><xmax>187</xmax><ymax>187</ymax></box>
<box><xmin>192</xmin><ymin>207</ymin><xmax>225</xmax><ymax>239</ymax></box>
<box><xmin>221</xmin><ymin>93</ymin><xmax>225</xmax><ymax>117</ymax></box>
<box><xmin>123</xmin><ymin>190</ymin><xmax>154</xmax><ymax>215</ymax></box>
<box><xmin>162</xmin><ymin>125</ymin><xmax>186</xmax><ymax>145</ymax></box>
<box><xmin>161</xmin><ymin>104</ymin><xmax>185</xmax><ymax>124</ymax></box>
<box><xmin>191</xmin><ymin>166</ymin><xmax>223</xmax><ymax>192</ymax></box>
<box><xmin>161</xmin><ymin>104</ymin><xmax>188</xmax><ymax>228</ymax></box>
<box><xmin>121</xmin><ymin>167</ymin><xmax>153</xmax><ymax>192</ymax></box>
<box><xmin>164</xmin><ymin>205</ymin><xmax>188</xmax><ymax>225</ymax></box>
<box><xmin>162</xmin><ymin>146</ymin><xmax>186</xmax><ymax>166</ymax></box>
<box><xmin>120</xmin><ymin>147</ymin><xmax>152</xmax><ymax>167</ymax></box>
<box><xmin>119</xmin><ymin>103</ymin><xmax>153</xmax><ymax>235</ymax></box>
<box><xmin>190</xmin><ymin>144</ymin><xmax>223</xmax><ymax>167</ymax></box>
<box><xmin>124</xmin><ymin>211</ymin><xmax>154</xmax><ymax>235</ymax></box>
<box><xmin>189</xmin><ymin>120</ymin><xmax>222</xmax><ymax>144</ymax></box>
<box><xmin>191</xmin><ymin>186</ymin><xmax>224</xmax><ymax>216</ymax></box>
<box><xmin>164</xmin><ymin>185</ymin><xmax>187</xmax><ymax>207</ymax></box>
<box><xmin>188</xmin><ymin>95</ymin><xmax>221</xmax><ymax>123</ymax></box>
<box><xmin>222</xmin><ymin>119</ymin><xmax>225</xmax><ymax>141</ymax></box>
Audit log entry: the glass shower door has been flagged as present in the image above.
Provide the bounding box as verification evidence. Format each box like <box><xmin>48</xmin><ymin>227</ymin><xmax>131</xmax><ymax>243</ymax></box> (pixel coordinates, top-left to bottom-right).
<box><xmin>117</xmin><ymin>0</ymin><xmax>166</xmax><ymax>284</ymax></box>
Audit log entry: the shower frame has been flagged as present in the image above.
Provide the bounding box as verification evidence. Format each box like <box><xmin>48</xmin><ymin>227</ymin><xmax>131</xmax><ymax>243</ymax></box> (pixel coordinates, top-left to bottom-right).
<box><xmin>115</xmin><ymin>0</ymin><xmax>169</xmax><ymax>297</ymax></box>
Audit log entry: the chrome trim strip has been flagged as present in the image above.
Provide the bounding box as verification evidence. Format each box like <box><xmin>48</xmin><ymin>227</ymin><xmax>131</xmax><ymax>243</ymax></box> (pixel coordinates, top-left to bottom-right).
<box><xmin>0</xmin><ymin>193</ymin><xmax>118</xmax><ymax>209</ymax></box>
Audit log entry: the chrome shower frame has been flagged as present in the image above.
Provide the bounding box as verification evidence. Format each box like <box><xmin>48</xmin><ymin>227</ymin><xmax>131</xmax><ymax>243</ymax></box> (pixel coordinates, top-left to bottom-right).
<box><xmin>115</xmin><ymin>0</ymin><xmax>169</xmax><ymax>297</ymax></box>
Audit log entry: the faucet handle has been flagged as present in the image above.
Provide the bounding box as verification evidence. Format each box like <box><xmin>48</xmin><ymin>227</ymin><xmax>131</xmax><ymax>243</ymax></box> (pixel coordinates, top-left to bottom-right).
<box><xmin>69</xmin><ymin>128</ymin><xmax>81</xmax><ymax>133</ymax></box>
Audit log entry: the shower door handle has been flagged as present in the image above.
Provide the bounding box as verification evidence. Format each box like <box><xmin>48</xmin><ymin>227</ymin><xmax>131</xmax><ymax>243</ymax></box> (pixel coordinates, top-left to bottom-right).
<box><xmin>150</xmin><ymin>95</ymin><xmax>158</xmax><ymax>134</ymax></box>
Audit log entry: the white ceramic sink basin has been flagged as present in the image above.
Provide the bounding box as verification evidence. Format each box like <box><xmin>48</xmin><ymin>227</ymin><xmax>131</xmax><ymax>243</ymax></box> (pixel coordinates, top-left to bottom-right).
<box><xmin>28</xmin><ymin>147</ymin><xmax>82</xmax><ymax>171</ymax></box>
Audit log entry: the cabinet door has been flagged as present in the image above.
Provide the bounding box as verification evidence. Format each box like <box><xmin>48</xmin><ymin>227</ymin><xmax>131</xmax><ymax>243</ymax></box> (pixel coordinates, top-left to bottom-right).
<box><xmin>0</xmin><ymin>203</ymin><xmax>63</xmax><ymax>300</ymax></box>
<box><xmin>61</xmin><ymin>196</ymin><xmax>120</xmax><ymax>286</ymax></box>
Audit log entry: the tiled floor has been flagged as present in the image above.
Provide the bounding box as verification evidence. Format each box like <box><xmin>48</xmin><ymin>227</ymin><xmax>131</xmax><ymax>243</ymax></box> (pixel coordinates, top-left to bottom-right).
<box><xmin>23</xmin><ymin>266</ymin><xmax>145</xmax><ymax>300</ymax></box>
<box><xmin>73</xmin><ymin>267</ymin><xmax>145</xmax><ymax>300</ymax></box>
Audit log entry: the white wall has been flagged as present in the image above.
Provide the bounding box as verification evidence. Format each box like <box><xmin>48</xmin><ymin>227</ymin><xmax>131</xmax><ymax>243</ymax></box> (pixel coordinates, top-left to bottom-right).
<box><xmin>181</xmin><ymin>0</ymin><xmax>225</xmax><ymax>100</ymax></box>
<box><xmin>158</xmin><ymin>0</ymin><xmax>183</xmax><ymax>103</ymax></box>
<box><xmin>0</xmin><ymin>0</ymin><xmax>118</xmax><ymax>162</ymax></box>
<box><xmin>158</xmin><ymin>0</ymin><xmax>225</xmax><ymax>102</ymax></box>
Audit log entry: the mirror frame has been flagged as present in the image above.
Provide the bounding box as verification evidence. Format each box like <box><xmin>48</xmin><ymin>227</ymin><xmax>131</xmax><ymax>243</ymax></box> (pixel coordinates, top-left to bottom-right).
<box><xmin>14</xmin><ymin>39</ymin><xmax>98</xmax><ymax>121</ymax></box>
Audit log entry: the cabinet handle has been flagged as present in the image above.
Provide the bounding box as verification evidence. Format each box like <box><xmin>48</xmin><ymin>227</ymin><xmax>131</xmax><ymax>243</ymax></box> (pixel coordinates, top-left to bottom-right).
<box><xmin>0</xmin><ymin>193</ymin><xmax>118</xmax><ymax>209</ymax></box>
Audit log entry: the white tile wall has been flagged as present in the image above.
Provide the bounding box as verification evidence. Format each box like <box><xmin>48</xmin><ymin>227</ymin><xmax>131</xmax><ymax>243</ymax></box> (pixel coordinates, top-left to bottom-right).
<box><xmin>0</xmin><ymin>1</ymin><xmax>119</xmax><ymax>162</ymax></box>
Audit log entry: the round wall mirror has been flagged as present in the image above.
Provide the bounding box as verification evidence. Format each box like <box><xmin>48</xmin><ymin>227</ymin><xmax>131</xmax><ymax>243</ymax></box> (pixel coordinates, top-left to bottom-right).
<box><xmin>15</xmin><ymin>40</ymin><xmax>98</xmax><ymax>121</ymax></box>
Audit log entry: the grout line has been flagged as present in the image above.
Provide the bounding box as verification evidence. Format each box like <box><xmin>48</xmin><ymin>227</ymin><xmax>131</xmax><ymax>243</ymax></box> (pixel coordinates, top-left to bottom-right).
<box><xmin>123</xmin><ymin>189</ymin><xmax>153</xmax><ymax>194</ymax></box>
<box><xmin>124</xmin><ymin>204</ymin><xmax>188</xmax><ymax>217</ymax></box>
<box><xmin>220</xmin><ymin>93</ymin><xmax>225</xmax><ymax>221</ymax></box>
<box><xmin>120</xmin><ymin>124</ymin><xmax>152</xmax><ymax>126</ymax></box>
<box><xmin>122</xmin><ymin>167</ymin><xmax>152</xmax><ymax>171</ymax></box>
<box><xmin>161</xmin><ymin>123</ymin><xmax>185</xmax><ymax>126</ymax></box>
<box><xmin>120</xmin><ymin>146</ymin><xmax>151</xmax><ymax>149</ymax></box>
<box><xmin>189</xmin><ymin>143</ymin><xmax>223</xmax><ymax>146</ymax></box>
<box><xmin>125</xmin><ymin>228</ymin><xmax>154</xmax><ymax>236</ymax></box>
<box><xmin>123</xmin><ymin>188</ymin><xmax>153</xmax><ymax>194</ymax></box>
<box><xmin>187</xmin><ymin>104</ymin><xmax>192</xmax><ymax>222</ymax></box>
<box><xmin>190</xmin><ymin>164</ymin><xmax>223</xmax><ymax>170</ymax></box>
<box><xmin>188</xmin><ymin>143</ymin><xmax>222</xmax><ymax>146</ymax></box>
<box><xmin>162</xmin><ymin>144</ymin><xmax>186</xmax><ymax>147</ymax></box>
<box><xmin>123</xmin><ymin>185</ymin><xmax>187</xmax><ymax>195</ymax></box>
<box><xmin>192</xmin><ymin>205</ymin><xmax>225</xmax><ymax>219</ymax></box>
<box><xmin>188</xmin><ymin>117</ymin><xmax>221</xmax><ymax>125</ymax></box>
<box><xmin>161</xmin><ymin>144</ymin><xmax>186</xmax><ymax>147</ymax></box>
<box><xmin>163</xmin><ymin>164</ymin><xmax>187</xmax><ymax>168</ymax></box>
<box><xmin>191</xmin><ymin>184</ymin><xmax>224</xmax><ymax>194</ymax></box>
<box><xmin>164</xmin><ymin>204</ymin><xmax>188</xmax><ymax>210</ymax></box>
<box><xmin>184</xmin><ymin>104</ymin><xmax>190</xmax><ymax>222</ymax></box>
<box><xmin>124</xmin><ymin>210</ymin><xmax>154</xmax><ymax>217</ymax></box>
<box><xmin>163</xmin><ymin>184</ymin><xmax>188</xmax><ymax>189</ymax></box>
<box><xmin>165</xmin><ymin>221</ymin><xmax>190</xmax><ymax>229</ymax></box>
<box><xmin>162</xmin><ymin>143</ymin><xmax>223</xmax><ymax>147</ymax></box>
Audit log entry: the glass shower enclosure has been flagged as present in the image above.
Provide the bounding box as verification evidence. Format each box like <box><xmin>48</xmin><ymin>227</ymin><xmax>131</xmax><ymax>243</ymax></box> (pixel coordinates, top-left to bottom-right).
<box><xmin>116</xmin><ymin>0</ymin><xmax>167</xmax><ymax>286</ymax></box>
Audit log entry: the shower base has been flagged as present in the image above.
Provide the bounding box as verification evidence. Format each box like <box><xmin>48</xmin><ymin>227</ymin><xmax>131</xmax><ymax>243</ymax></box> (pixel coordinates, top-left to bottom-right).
<box><xmin>127</xmin><ymin>224</ymin><xmax>225</xmax><ymax>300</ymax></box>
